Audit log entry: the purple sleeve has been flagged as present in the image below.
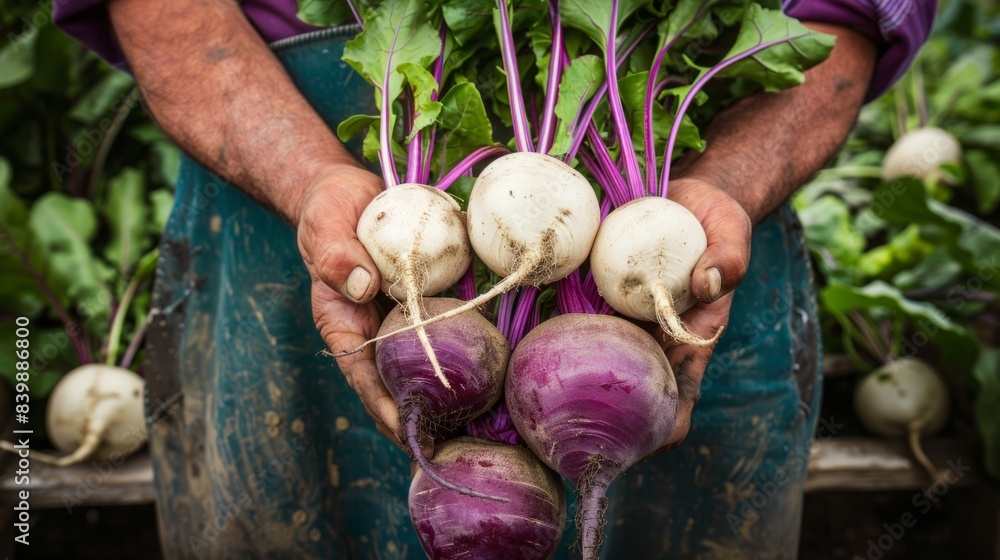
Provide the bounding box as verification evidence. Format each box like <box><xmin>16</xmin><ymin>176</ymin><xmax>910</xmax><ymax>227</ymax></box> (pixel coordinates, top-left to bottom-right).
<box><xmin>784</xmin><ymin>0</ymin><xmax>937</xmax><ymax>101</ymax></box>
<box><xmin>53</xmin><ymin>0</ymin><xmax>320</xmax><ymax>68</ymax></box>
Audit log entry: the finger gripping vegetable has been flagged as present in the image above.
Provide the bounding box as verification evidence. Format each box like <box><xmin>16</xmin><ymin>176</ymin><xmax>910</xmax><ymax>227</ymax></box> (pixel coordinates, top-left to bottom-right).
<box><xmin>854</xmin><ymin>357</ymin><xmax>950</xmax><ymax>484</ymax></box>
<box><xmin>0</xmin><ymin>365</ymin><xmax>147</xmax><ymax>466</ymax></box>
<box><xmin>590</xmin><ymin>196</ymin><xmax>724</xmax><ymax>347</ymax></box>
<box><xmin>409</xmin><ymin>437</ymin><xmax>566</xmax><ymax>559</ymax></box>
<box><xmin>505</xmin><ymin>313</ymin><xmax>679</xmax><ymax>559</ymax></box>
<box><xmin>376</xmin><ymin>298</ymin><xmax>510</xmax><ymax>501</ymax></box>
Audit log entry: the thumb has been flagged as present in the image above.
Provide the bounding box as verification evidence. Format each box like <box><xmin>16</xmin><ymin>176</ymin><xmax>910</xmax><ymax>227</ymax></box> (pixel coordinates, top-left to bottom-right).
<box><xmin>690</xmin><ymin>204</ymin><xmax>751</xmax><ymax>304</ymax></box>
<box><xmin>298</xmin><ymin>191</ymin><xmax>383</xmax><ymax>304</ymax></box>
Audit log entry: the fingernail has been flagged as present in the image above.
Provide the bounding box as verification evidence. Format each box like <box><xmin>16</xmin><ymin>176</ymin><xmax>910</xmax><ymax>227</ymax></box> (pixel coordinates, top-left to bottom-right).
<box><xmin>706</xmin><ymin>267</ymin><xmax>722</xmax><ymax>302</ymax></box>
<box><xmin>345</xmin><ymin>266</ymin><xmax>372</xmax><ymax>302</ymax></box>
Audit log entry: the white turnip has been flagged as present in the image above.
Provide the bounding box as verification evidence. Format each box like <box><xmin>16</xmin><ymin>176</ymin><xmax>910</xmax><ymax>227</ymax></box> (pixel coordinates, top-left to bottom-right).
<box><xmin>354</xmin><ymin>151</ymin><xmax>601</xmax><ymax>348</ymax></box>
<box><xmin>882</xmin><ymin>127</ymin><xmax>962</xmax><ymax>181</ymax></box>
<box><xmin>589</xmin><ymin>197</ymin><xmax>723</xmax><ymax>346</ymax></box>
<box><xmin>1</xmin><ymin>364</ymin><xmax>147</xmax><ymax>466</ymax></box>
<box><xmin>854</xmin><ymin>357</ymin><xmax>950</xmax><ymax>484</ymax></box>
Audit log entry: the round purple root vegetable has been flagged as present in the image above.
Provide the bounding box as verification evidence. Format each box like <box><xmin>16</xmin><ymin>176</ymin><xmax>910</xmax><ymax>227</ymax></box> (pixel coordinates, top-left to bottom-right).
<box><xmin>409</xmin><ymin>437</ymin><xmax>567</xmax><ymax>559</ymax></box>
<box><xmin>376</xmin><ymin>298</ymin><xmax>511</xmax><ymax>501</ymax></box>
<box><xmin>505</xmin><ymin>313</ymin><xmax>679</xmax><ymax>559</ymax></box>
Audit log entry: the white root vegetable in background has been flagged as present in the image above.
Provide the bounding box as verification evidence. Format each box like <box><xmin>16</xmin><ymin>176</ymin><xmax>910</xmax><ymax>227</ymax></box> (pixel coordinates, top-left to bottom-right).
<box><xmin>882</xmin><ymin>127</ymin><xmax>962</xmax><ymax>181</ymax></box>
<box><xmin>1</xmin><ymin>364</ymin><xmax>147</xmax><ymax>466</ymax></box>
<box><xmin>590</xmin><ymin>197</ymin><xmax>723</xmax><ymax>347</ymax></box>
<box><xmin>853</xmin><ymin>357</ymin><xmax>950</xmax><ymax>485</ymax></box>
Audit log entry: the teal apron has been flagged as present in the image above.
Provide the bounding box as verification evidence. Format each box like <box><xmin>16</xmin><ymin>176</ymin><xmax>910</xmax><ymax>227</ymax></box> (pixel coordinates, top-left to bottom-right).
<box><xmin>145</xmin><ymin>27</ymin><xmax>821</xmax><ymax>560</ymax></box>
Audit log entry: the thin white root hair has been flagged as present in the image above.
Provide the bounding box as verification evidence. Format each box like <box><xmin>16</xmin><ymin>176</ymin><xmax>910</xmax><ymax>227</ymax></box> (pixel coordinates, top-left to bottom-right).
<box><xmin>908</xmin><ymin>424</ymin><xmax>941</xmax><ymax>497</ymax></box>
<box><xmin>0</xmin><ymin>415</ymin><xmax>110</xmax><ymax>467</ymax></box>
<box><xmin>334</xmin><ymin>249</ymin><xmax>541</xmax><ymax>357</ymax></box>
<box><xmin>402</xmin><ymin>257</ymin><xmax>452</xmax><ymax>392</ymax></box>
<box><xmin>654</xmin><ymin>283</ymin><xmax>724</xmax><ymax>347</ymax></box>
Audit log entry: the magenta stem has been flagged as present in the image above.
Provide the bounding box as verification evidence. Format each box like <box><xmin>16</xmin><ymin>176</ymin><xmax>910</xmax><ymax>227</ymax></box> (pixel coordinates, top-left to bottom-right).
<box><xmin>379</xmin><ymin>31</ymin><xmax>401</xmax><ymax>188</ymax></box>
<box><xmin>346</xmin><ymin>0</ymin><xmax>362</xmax><ymax>28</ymax></box>
<box><xmin>435</xmin><ymin>146</ymin><xmax>509</xmax><ymax>191</ymax></box>
<box><xmin>0</xmin><ymin>225</ymin><xmax>91</xmax><ymax>364</ymax></box>
<box><xmin>496</xmin><ymin>291</ymin><xmax>516</xmax><ymax>341</ymax></box>
<box><xmin>565</xmin><ymin>23</ymin><xmax>653</xmax><ymax>163</ymax></box>
<box><xmin>604</xmin><ymin>1</ymin><xmax>642</xmax><ymax>198</ymax></box>
<box><xmin>497</xmin><ymin>0</ymin><xmax>534</xmax><ymax>152</ymax></box>
<box><xmin>660</xmin><ymin>34</ymin><xmax>809</xmax><ymax>196</ymax></box>
<box><xmin>457</xmin><ymin>265</ymin><xmax>477</xmax><ymax>301</ymax></box>
<box><xmin>508</xmin><ymin>286</ymin><xmax>540</xmax><ymax>347</ymax></box>
<box><xmin>556</xmin><ymin>274</ymin><xmax>593</xmax><ymax>314</ymax></box>
<box><xmin>119</xmin><ymin>319</ymin><xmax>149</xmax><ymax>370</ymax></box>
<box><xmin>405</xmin><ymin>94</ymin><xmax>422</xmax><ymax>184</ymax></box>
<box><xmin>537</xmin><ymin>1</ymin><xmax>563</xmax><ymax>154</ymax></box>
<box><xmin>421</xmin><ymin>28</ymin><xmax>448</xmax><ymax>184</ymax></box>
<box><xmin>644</xmin><ymin>5</ymin><xmax>707</xmax><ymax>194</ymax></box>
<box><xmin>585</xmin><ymin>125</ymin><xmax>629</xmax><ymax>207</ymax></box>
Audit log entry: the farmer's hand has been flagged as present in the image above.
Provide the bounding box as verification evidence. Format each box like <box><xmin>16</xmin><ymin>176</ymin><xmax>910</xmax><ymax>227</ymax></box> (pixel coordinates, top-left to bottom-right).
<box><xmin>296</xmin><ymin>165</ymin><xmax>405</xmax><ymax>448</ymax></box>
<box><xmin>653</xmin><ymin>177</ymin><xmax>751</xmax><ymax>452</ymax></box>
<box><xmin>649</xmin><ymin>23</ymin><xmax>877</xmax><ymax>452</ymax></box>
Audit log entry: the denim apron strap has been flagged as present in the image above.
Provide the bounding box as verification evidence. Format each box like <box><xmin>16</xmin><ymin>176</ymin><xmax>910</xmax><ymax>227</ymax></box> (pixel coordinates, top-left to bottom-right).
<box><xmin>146</xmin><ymin>26</ymin><xmax>418</xmax><ymax>560</ymax></box>
<box><xmin>145</xmin><ymin>25</ymin><xmax>822</xmax><ymax>560</ymax></box>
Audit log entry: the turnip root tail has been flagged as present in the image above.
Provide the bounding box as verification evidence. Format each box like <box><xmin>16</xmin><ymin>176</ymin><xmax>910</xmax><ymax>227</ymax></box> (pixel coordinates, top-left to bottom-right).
<box><xmin>400</xmin><ymin>256</ymin><xmax>451</xmax><ymax>391</ymax></box>
<box><xmin>576</xmin><ymin>457</ymin><xmax>618</xmax><ymax>560</ymax></box>
<box><xmin>404</xmin><ymin>409</ymin><xmax>508</xmax><ymax>503</ymax></box>
<box><xmin>654</xmin><ymin>283</ymin><xmax>724</xmax><ymax>347</ymax></box>
<box><xmin>337</xmin><ymin>250</ymin><xmax>541</xmax><ymax>357</ymax></box>
<box><xmin>0</xmin><ymin>415</ymin><xmax>110</xmax><ymax>467</ymax></box>
<box><xmin>908</xmin><ymin>423</ymin><xmax>940</xmax><ymax>493</ymax></box>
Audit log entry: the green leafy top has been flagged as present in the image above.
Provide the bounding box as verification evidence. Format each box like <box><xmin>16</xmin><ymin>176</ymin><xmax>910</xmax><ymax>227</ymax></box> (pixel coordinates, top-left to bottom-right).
<box><xmin>0</xmin><ymin>4</ymin><xmax>178</xmax><ymax>399</ymax></box>
<box><xmin>717</xmin><ymin>5</ymin><xmax>835</xmax><ymax>92</ymax></box>
<box><xmin>342</xmin><ymin>0</ymin><xmax>442</xmax><ymax>104</ymax></box>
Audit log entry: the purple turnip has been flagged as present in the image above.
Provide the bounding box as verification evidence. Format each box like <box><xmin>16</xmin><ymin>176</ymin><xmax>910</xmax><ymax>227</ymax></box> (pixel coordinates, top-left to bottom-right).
<box><xmin>376</xmin><ymin>298</ymin><xmax>510</xmax><ymax>501</ymax></box>
<box><xmin>409</xmin><ymin>437</ymin><xmax>566</xmax><ymax>559</ymax></box>
<box><xmin>505</xmin><ymin>313</ymin><xmax>678</xmax><ymax>559</ymax></box>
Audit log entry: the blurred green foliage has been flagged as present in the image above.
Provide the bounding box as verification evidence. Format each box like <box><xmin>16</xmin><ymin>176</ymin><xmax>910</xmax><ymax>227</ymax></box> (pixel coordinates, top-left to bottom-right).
<box><xmin>795</xmin><ymin>0</ymin><xmax>1000</xmax><ymax>477</ymax></box>
<box><xmin>0</xmin><ymin>0</ymin><xmax>178</xmax><ymax>404</ymax></box>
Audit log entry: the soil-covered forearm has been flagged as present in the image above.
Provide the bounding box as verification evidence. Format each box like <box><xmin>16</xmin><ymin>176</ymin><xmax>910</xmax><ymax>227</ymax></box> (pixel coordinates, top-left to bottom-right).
<box><xmin>678</xmin><ymin>22</ymin><xmax>878</xmax><ymax>225</ymax></box>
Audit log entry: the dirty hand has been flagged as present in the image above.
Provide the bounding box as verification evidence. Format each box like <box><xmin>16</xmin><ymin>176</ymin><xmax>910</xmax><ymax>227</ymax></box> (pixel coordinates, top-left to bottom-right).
<box><xmin>652</xmin><ymin>177</ymin><xmax>752</xmax><ymax>453</ymax></box>
<box><xmin>296</xmin><ymin>165</ymin><xmax>404</xmax><ymax>448</ymax></box>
